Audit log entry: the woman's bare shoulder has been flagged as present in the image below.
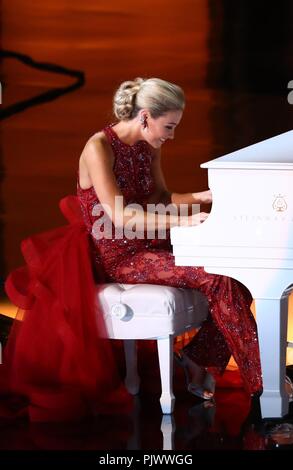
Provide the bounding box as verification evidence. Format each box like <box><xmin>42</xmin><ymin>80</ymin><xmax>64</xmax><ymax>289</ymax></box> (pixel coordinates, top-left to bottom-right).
<box><xmin>81</xmin><ymin>130</ymin><xmax>114</xmax><ymax>166</ymax></box>
<box><xmin>79</xmin><ymin>131</ymin><xmax>115</xmax><ymax>188</ymax></box>
<box><xmin>85</xmin><ymin>130</ymin><xmax>109</xmax><ymax>150</ymax></box>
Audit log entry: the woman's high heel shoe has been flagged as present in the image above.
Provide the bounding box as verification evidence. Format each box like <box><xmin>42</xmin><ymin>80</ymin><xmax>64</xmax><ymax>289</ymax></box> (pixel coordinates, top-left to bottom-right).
<box><xmin>285</xmin><ymin>375</ymin><xmax>293</xmax><ymax>402</ymax></box>
<box><xmin>174</xmin><ymin>352</ymin><xmax>215</xmax><ymax>401</ymax></box>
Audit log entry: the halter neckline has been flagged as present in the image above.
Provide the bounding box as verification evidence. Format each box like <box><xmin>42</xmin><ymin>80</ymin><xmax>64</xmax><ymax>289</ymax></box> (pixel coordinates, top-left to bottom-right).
<box><xmin>107</xmin><ymin>124</ymin><xmax>143</xmax><ymax>148</ymax></box>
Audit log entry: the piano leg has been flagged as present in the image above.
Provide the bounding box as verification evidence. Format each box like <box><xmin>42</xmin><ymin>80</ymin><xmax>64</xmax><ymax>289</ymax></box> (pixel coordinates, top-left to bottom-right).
<box><xmin>255</xmin><ymin>294</ymin><xmax>289</xmax><ymax>418</ymax></box>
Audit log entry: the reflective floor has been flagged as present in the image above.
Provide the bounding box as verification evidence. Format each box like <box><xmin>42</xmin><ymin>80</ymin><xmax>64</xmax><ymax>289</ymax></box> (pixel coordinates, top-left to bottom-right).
<box><xmin>0</xmin><ymin>371</ymin><xmax>293</xmax><ymax>452</ymax></box>
<box><xmin>0</xmin><ymin>313</ymin><xmax>292</xmax><ymax>452</ymax></box>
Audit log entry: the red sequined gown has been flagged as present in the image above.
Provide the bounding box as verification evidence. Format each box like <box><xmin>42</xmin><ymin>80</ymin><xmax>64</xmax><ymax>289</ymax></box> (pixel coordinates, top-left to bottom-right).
<box><xmin>77</xmin><ymin>125</ymin><xmax>262</xmax><ymax>395</ymax></box>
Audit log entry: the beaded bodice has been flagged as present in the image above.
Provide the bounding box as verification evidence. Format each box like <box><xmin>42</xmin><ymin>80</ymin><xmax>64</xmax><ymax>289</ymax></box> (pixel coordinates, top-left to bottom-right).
<box><xmin>105</xmin><ymin>125</ymin><xmax>155</xmax><ymax>205</ymax></box>
<box><xmin>77</xmin><ymin>124</ymin><xmax>154</xmax><ymax>204</ymax></box>
<box><xmin>77</xmin><ymin>125</ymin><xmax>168</xmax><ymax>274</ymax></box>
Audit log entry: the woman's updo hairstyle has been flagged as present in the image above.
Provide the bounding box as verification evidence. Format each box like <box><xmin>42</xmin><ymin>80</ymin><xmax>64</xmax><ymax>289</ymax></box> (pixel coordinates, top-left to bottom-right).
<box><xmin>113</xmin><ymin>77</ymin><xmax>185</xmax><ymax>121</ymax></box>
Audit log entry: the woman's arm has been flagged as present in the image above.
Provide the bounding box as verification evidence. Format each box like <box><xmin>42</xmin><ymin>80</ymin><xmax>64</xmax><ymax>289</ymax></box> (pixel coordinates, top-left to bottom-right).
<box><xmin>148</xmin><ymin>148</ymin><xmax>212</xmax><ymax>206</ymax></box>
<box><xmin>171</xmin><ymin>190</ymin><xmax>212</xmax><ymax>205</ymax></box>
<box><xmin>81</xmin><ymin>135</ymin><xmax>207</xmax><ymax>232</ymax></box>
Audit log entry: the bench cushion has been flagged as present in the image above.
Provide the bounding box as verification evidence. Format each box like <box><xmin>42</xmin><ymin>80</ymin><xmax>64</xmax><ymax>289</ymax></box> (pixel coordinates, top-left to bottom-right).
<box><xmin>96</xmin><ymin>283</ymin><xmax>208</xmax><ymax>339</ymax></box>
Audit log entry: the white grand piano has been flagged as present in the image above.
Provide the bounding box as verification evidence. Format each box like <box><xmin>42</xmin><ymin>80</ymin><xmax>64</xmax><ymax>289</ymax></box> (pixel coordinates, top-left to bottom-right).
<box><xmin>171</xmin><ymin>130</ymin><xmax>293</xmax><ymax>418</ymax></box>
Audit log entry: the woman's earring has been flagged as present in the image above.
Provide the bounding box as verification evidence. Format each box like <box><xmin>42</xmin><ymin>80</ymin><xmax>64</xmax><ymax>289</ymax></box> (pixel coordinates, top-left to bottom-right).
<box><xmin>140</xmin><ymin>116</ymin><xmax>147</xmax><ymax>129</ymax></box>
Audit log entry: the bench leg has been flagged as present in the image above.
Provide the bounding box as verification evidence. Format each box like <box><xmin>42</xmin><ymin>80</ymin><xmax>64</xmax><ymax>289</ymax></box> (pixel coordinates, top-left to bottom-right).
<box><xmin>124</xmin><ymin>339</ymin><xmax>140</xmax><ymax>395</ymax></box>
<box><xmin>157</xmin><ymin>336</ymin><xmax>175</xmax><ymax>414</ymax></box>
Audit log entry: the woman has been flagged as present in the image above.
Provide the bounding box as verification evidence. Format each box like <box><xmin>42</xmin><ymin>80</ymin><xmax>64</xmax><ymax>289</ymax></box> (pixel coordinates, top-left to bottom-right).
<box><xmin>77</xmin><ymin>77</ymin><xmax>262</xmax><ymax>399</ymax></box>
<box><xmin>2</xmin><ymin>77</ymin><xmax>262</xmax><ymax>422</ymax></box>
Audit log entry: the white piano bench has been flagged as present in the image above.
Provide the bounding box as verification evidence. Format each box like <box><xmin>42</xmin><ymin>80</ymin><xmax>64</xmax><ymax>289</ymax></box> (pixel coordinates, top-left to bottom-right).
<box><xmin>97</xmin><ymin>283</ymin><xmax>209</xmax><ymax>414</ymax></box>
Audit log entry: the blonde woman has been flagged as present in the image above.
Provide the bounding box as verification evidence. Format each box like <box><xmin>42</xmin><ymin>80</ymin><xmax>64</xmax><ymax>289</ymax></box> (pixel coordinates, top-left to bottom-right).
<box><xmin>77</xmin><ymin>77</ymin><xmax>262</xmax><ymax>400</ymax></box>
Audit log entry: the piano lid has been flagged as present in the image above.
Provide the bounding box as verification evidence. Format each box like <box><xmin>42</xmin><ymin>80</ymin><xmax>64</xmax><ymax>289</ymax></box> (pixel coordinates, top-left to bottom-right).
<box><xmin>201</xmin><ymin>130</ymin><xmax>293</xmax><ymax>170</ymax></box>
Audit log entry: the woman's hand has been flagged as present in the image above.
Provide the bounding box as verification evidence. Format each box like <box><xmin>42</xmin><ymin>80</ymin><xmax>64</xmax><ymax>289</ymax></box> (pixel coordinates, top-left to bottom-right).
<box><xmin>192</xmin><ymin>190</ymin><xmax>212</xmax><ymax>204</ymax></box>
<box><xmin>179</xmin><ymin>212</ymin><xmax>209</xmax><ymax>226</ymax></box>
<box><xmin>189</xmin><ymin>211</ymin><xmax>209</xmax><ymax>225</ymax></box>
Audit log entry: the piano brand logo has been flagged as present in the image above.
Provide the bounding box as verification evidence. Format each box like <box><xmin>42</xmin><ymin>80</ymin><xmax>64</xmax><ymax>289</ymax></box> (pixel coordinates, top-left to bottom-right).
<box><xmin>272</xmin><ymin>194</ymin><xmax>287</xmax><ymax>212</ymax></box>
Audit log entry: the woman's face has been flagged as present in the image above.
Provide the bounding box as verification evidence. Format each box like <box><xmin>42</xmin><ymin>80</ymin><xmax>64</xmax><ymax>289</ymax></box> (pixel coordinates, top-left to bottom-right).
<box><xmin>144</xmin><ymin>109</ymin><xmax>183</xmax><ymax>148</ymax></box>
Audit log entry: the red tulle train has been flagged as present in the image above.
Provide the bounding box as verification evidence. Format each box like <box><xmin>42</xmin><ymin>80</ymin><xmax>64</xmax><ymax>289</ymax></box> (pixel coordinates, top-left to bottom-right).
<box><xmin>0</xmin><ymin>196</ymin><xmax>131</xmax><ymax>422</ymax></box>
